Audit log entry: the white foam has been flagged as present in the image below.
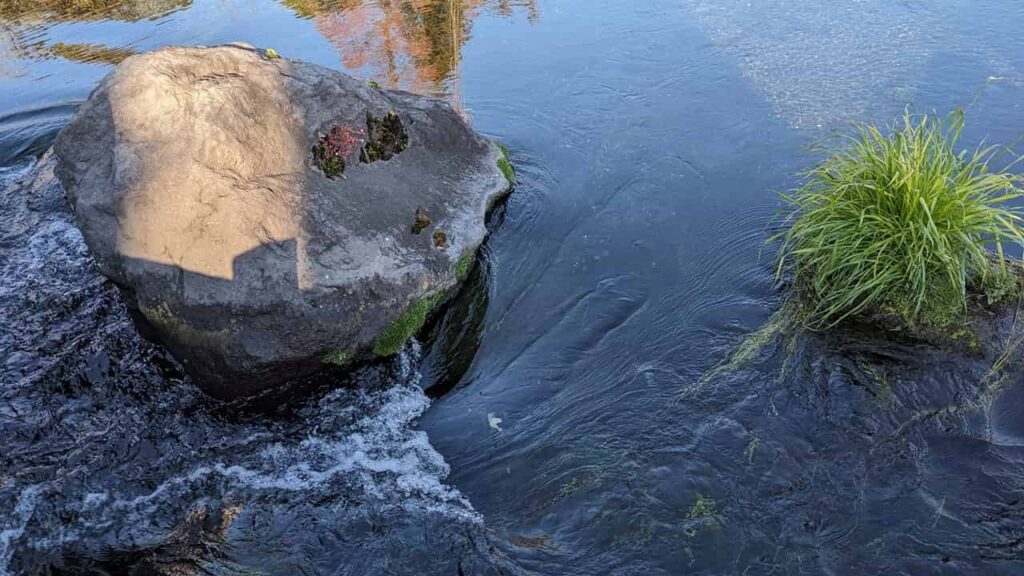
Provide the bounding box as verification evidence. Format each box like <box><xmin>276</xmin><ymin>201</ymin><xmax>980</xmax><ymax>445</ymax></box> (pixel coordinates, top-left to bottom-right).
<box><xmin>0</xmin><ymin>485</ymin><xmax>42</xmax><ymax>576</ymax></box>
<box><xmin>0</xmin><ymin>159</ymin><xmax>481</xmax><ymax>570</ymax></box>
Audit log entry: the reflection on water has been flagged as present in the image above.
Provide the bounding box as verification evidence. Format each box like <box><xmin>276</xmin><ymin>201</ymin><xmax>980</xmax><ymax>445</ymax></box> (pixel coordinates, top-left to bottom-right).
<box><xmin>1</xmin><ymin>0</ymin><xmax>537</xmax><ymax>104</ymax></box>
<box><xmin>0</xmin><ymin>0</ymin><xmax>190</xmax><ymax>22</ymax></box>
<box><xmin>287</xmin><ymin>0</ymin><xmax>538</xmax><ymax>103</ymax></box>
<box><xmin>0</xmin><ymin>0</ymin><xmax>189</xmax><ymax>68</ymax></box>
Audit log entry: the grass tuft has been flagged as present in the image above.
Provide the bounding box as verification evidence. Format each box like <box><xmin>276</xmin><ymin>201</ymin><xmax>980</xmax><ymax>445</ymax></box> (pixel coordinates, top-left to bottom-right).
<box><xmin>776</xmin><ymin>110</ymin><xmax>1024</xmax><ymax>329</ymax></box>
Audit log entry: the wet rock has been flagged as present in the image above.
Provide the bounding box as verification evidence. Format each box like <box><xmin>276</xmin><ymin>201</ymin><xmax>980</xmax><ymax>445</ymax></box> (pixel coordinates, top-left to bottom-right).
<box><xmin>54</xmin><ymin>44</ymin><xmax>511</xmax><ymax>399</ymax></box>
<box><xmin>411</xmin><ymin>208</ymin><xmax>432</xmax><ymax>234</ymax></box>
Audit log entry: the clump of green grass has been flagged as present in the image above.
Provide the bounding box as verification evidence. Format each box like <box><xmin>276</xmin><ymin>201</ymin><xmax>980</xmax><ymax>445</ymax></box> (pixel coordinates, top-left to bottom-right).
<box><xmin>776</xmin><ymin>110</ymin><xmax>1024</xmax><ymax>329</ymax></box>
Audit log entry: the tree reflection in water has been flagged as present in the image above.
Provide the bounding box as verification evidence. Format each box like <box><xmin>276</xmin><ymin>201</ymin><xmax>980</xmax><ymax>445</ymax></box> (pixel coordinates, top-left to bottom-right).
<box><xmin>0</xmin><ymin>0</ymin><xmax>539</xmax><ymax>109</ymax></box>
<box><xmin>285</xmin><ymin>0</ymin><xmax>538</xmax><ymax>111</ymax></box>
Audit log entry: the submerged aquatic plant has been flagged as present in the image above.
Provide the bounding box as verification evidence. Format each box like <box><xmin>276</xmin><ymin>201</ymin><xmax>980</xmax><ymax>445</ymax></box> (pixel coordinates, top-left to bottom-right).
<box><xmin>776</xmin><ymin>110</ymin><xmax>1024</xmax><ymax>329</ymax></box>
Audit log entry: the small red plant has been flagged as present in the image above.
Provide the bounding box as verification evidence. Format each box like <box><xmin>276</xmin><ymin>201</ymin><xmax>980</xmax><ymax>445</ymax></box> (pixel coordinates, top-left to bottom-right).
<box><xmin>327</xmin><ymin>124</ymin><xmax>366</xmax><ymax>157</ymax></box>
<box><xmin>312</xmin><ymin>124</ymin><xmax>366</xmax><ymax>179</ymax></box>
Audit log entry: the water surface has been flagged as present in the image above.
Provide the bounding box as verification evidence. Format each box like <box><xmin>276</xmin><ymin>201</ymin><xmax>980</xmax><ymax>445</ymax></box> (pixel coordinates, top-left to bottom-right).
<box><xmin>3</xmin><ymin>0</ymin><xmax>1024</xmax><ymax>574</ymax></box>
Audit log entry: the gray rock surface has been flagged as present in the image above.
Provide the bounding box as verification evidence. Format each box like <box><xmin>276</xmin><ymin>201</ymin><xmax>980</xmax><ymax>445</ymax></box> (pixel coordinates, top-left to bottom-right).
<box><xmin>54</xmin><ymin>43</ymin><xmax>511</xmax><ymax>398</ymax></box>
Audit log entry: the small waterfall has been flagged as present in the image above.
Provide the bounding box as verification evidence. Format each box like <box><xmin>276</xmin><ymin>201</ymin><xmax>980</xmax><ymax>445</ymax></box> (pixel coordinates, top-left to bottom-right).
<box><xmin>0</xmin><ymin>157</ymin><xmax>500</xmax><ymax>575</ymax></box>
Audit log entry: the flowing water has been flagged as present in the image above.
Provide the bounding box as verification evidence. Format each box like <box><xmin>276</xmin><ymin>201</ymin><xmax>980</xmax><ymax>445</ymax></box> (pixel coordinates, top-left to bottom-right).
<box><xmin>3</xmin><ymin>1</ymin><xmax>1024</xmax><ymax>574</ymax></box>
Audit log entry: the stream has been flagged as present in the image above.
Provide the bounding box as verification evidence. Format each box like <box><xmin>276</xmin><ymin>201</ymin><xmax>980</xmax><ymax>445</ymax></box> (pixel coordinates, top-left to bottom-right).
<box><xmin>3</xmin><ymin>0</ymin><xmax>1024</xmax><ymax>574</ymax></box>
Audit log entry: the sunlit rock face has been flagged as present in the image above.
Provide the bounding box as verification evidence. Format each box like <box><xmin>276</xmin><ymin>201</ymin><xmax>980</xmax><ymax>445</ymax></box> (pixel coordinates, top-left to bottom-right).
<box><xmin>54</xmin><ymin>43</ymin><xmax>510</xmax><ymax>399</ymax></box>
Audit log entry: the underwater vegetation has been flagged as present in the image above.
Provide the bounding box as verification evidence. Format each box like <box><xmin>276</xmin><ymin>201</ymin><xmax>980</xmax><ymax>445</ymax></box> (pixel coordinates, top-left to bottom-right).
<box><xmin>775</xmin><ymin>110</ymin><xmax>1024</xmax><ymax>329</ymax></box>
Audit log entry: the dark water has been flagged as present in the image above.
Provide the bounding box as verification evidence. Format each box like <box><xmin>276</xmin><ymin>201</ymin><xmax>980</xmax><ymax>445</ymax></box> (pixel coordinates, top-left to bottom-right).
<box><xmin>4</xmin><ymin>1</ymin><xmax>1024</xmax><ymax>574</ymax></box>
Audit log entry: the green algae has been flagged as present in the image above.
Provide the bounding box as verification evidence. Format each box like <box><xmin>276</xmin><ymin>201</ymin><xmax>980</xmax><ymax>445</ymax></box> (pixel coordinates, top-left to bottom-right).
<box><xmin>322</xmin><ymin>350</ymin><xmax>350</xmax><ymax>366</ymax></box>
<box><xmin>411</xmin><ymin>208</ymin><xmax>431</xmax><ymax>235</ymax></box>
<box><xmin>684</xmin><ymin>493</ymin><xmax>722</xmax><ymax>538</ymax></box>
<box><xmin>686</xmin><ymin>494</ymin><xmax>719</xmax><ymax>522</ymax></box>
<box><xmin>746</xmin><ymin>436</ymin><xmax>759</xmax><ymax>464</ymax></box>
<box><xmin>858</xmin><ymin>360</ymin><xmax>893</xmax><ymax>407</ymax></box>
<box><xmin>373</xmin><ymin>292</ymin><xmax>445</xmax><ymax>357</ymax></box>
<box><xmin>496</xmin><ymin>142</ymin><xmax>515</xmax><ymax>184</ymax></box>
<box><xmin>138</xmin><ymin>301</ymin><xmax>227</xmax><ymax>347</ymax></box>
<box><xmin>455</xmin><ymin>250</ymin><xmax>474</xmax><ymax>281</ymax></box>
<box><xmin>699</xmin><ymin>302</ymin><xmax>797</xmax><ymax>386</ymax></box>
<box><xmin>371</xmin><ymin>247</ymin><xmax>478</xmax><ymax>358</ymax></box>
<box><xmin>433</xmin><ymin>229</ymin><xmax>448</xmax><ymax>250</ymax></box>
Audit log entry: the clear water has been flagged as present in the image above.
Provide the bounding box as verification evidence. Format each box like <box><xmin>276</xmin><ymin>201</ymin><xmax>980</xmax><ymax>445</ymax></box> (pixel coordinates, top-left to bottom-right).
<box><xmin>3</xmin><ymin>0</ymin><xmax>1024</xmax><ymax>574</ymax></box>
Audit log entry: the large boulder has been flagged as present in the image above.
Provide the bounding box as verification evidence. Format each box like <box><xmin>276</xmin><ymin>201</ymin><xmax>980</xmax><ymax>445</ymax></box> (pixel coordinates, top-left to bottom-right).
<box><xmin>54</xmin><ymin>44</ymin><xmax>511</xmax><ymax>399</ymax></box>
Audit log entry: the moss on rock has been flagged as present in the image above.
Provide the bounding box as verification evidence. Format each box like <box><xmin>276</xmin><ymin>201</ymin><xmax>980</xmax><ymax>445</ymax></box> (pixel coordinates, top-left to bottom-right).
<box><xmin>433</xmin><ymin>229</ymin><xmax>448</xmax><ymax>250</ymax></box>
<box><xmin>138</xmin><ymin>300</ymin><xmax>227</xmax><ymax>347</ymax></box>
<box><xmin>360</xmin><ymin>110</ymin><xmax>408</xmax><ymax>163</ymax></box>
<box><xmin>373</xmin><ymin>292</ymin><xmax>445</xmax><ymax>356</ymax></box>
<box><xmin>411</xmin><ymin>208</ymin><xmax>431</xmax><ymax>235</ymax></box>
<box><xmin>496</xmin><ymin>142</ymin><xmax>515</xmax><ymax>184</ymax></box>
<box><xmin>322</xmin><ymin>350</ymin><xmax>350</xmax><ymax>366</ymax></box>
<box><xmin>455</xmin><ymin>250</ymin><xmax>475</xmax><ymax>281</ymax></box>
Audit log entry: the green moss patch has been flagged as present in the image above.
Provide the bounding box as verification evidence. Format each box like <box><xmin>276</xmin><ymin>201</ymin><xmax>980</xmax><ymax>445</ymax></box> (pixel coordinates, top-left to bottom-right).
<box><xmin>322</xmin><ymin>350</ymin><xmax>350</xmax><ymax>366</ymax></box>
<box><xmin>433</xmin><ymin>229</ymin><xmax>448</xmax><ymax>250</ymax></box>
<box><xmin>496</xmin><ymin>142</ymin><xmax>515</xmax><ymax>184</ymax></box>
<box><xmin>373</xmin><ymin>292</ymin><xmax>445</xmax><ymax>357</ymax></box>
<box><xmin>360</xmin><ymin>110</ymin><xmax>408</xmax><ymax>163</ymax></box>
<box><xmin>411</xmin><ymin>208</ymin><xmax>431</xmax><ymax>235</ymax></box>
<box><xmin>455</xmin><ymin>250</ymin><xmax>475</xmax><ymax>281</ymax></box>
